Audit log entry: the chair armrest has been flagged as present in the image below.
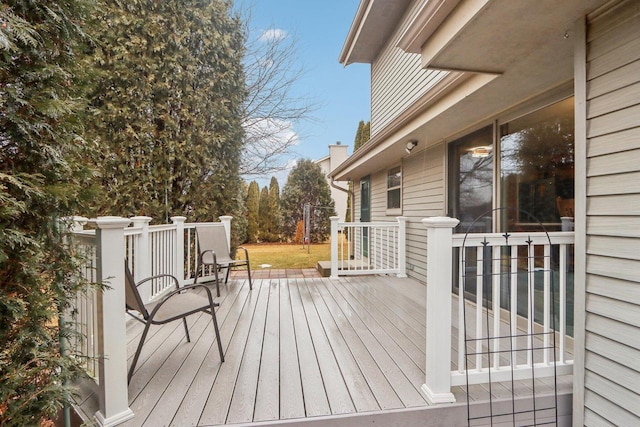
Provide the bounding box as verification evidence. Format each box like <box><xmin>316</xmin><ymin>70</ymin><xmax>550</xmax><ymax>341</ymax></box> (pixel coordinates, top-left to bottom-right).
<box><xmin>199</xmin><ymin>249</ymin><xmax>218</xmax><ymax>264</ymax></box>
<box><xmin>136</xmin><ymin>274</ymin><xmax>181</xmax><ymax>290</ymax></box>
<box><xmin>237</xmin><ymin>246</ymin><xmax>250</xmax><ymax>260</ymax></box>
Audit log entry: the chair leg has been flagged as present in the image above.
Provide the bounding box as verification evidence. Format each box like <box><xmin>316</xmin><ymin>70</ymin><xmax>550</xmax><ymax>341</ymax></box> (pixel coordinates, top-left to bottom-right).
<box><xmin>224</xmin><ymin>265</ymin><xmax>231</xmax><ymax>284</ymax></box>
<box><xmin>129</xmin><ymin>322</ymin><xmax>152</xmax><ymax>384</ymax></box>
<box><xmin>194</xmin><ymin>257</ymin><xmax>201</xmax><ymax>284</ymax></box>
<box><xmin>182</xmin><ymin>318</ymin><xmax>191</xmax><ymax>342</ymax></box>
<box><xmin>211</xmin><ymin>307</ymin><xmax>224</xmax><ymax>363</ymax></box>
<box><xmin>213</xmin><ymin>263</ymin><xmax>220</xmax><ymax>297</ymax></box>
<box><xmin>246</xmin><ymin>260</ymin><xmax>252</xmax><ymax>290</ymax></box>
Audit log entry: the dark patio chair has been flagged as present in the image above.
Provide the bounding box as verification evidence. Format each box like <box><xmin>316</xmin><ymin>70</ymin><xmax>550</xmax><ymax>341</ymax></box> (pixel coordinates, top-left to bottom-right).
<box><xmin>194</xmin><ymin>225</ymin><xmax>252</xmax><ymax>297</ymax></box>
<box><xmin>125</xmin><ymin>261</ymin><xmax>224</xmax><ymax>384</ymax></box>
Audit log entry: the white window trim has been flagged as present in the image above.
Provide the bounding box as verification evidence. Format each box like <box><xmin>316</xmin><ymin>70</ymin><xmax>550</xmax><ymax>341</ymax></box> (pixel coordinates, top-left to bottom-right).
<box><xmin>386</xmin><ymin>164</ymin><xmax>402</xmax><ymax>215</ymax></box>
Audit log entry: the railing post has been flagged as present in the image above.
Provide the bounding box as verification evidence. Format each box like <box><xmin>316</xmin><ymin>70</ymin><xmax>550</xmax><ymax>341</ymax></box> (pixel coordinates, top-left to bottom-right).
<box><xmin>171</xmin><ymin>216</ymin><xmax>187</xmax><ymax>284</ymax></box>
<box><xmin>421</xmin><ymin>216</ymin><xmax>459</xmax><ymax>404</ymax></box>
<box><xmin>130</xmin><ymin>216</ymin><xmax>152</xmax><ymax>303</ymax></box>
<box><xmin>219</xmin><ymin>215</ymin><xmax>233</xmax><ymax>251</ymax></box>
<box><xmin>92</xmin><ymin>216</ymin><xmax>135</xmax><ymax>426</ymax></box>
<box><xmin>396</xmin><ymin>216</ymin><xmax>408</xmax><ymax>278</ymax></box>
<box><xmin>71</xmin><ymin>215</ymin><xmax>89</xmax><ymax>232</ymax></box>
<box><xmin>330</xmin><ymin>216</ymin><xmax>339</xmax><ymax>278</ymax></box>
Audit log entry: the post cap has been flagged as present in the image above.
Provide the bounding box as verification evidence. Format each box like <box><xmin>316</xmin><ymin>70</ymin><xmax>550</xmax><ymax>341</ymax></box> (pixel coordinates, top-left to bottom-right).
<box><xmin>421</xmin><ymin>216</ymin><xmax>460</xmax><ymax>228</ymax></box>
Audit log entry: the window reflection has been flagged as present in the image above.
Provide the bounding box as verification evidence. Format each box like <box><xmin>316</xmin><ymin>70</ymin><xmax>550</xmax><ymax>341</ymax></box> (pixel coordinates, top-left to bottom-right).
<box><xmin>448</xmin><ymin>126</ymin><xmax>493</xmax><ymax>233</ymax></box>
<box><xmin>500</xmin><ymin>98</ymin><xmax>574</xmax><ymax>231</ymax></box>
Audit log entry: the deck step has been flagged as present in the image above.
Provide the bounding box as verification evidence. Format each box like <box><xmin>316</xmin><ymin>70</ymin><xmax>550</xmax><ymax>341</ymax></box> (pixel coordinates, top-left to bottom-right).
<box><xmin>316</xmin><ymin>260</ymin><xmax>331</xmax><ymax>277</ymax></box>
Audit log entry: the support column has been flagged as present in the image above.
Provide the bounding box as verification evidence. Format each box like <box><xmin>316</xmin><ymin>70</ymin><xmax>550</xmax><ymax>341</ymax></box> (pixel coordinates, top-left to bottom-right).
<box><xmin>92</xmin><ymin>216</ymin><xmax>134</xmax><ymax>426</ymax></box>
<box><xmin>421</xmin><ymin>216</ymin><xmax>459</xmax><ymax>404</ymax></box>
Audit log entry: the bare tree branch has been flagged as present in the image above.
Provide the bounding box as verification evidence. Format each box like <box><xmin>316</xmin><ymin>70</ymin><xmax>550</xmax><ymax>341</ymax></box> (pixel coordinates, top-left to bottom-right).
<box><xmin>238</xmin><ymin>5</ymin><xmax>318</xmax><ymax>176</ymax></box>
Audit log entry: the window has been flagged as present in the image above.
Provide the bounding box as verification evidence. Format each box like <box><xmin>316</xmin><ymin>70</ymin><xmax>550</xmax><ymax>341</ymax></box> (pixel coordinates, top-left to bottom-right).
<box><xmin>448</xmin><ymin>98</ymin><xmax>575</xmax><ymax>336</ymax></box>
<box><xmin>447</xmin><ymin>98</ymin><xmax>574</xmax><ymax>233</ymax></box>
<box><xmin>387</xmin><ymin>166</ymin><xmax>401</xmax><ymax>212</ymax></box>
<box><xmin>447</xmin><ymin>126</ymin><xmax>493</xmax><ymax>233</ymax></box>
<box><xmin>500</xmin><ymin>97</ymin><xmax>574</xmax><ymax>232</ymax></box>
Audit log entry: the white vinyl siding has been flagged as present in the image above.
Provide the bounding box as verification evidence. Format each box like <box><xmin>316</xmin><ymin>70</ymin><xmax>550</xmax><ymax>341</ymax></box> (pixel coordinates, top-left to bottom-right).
<box><xmin>583</xmin><ymin>1</ymin><xmax>640</xmax><ymax>424</ymax></box>
<box><xmin>370</xmin><ymin>0</ymin><xmax>448</xmax><ymax>137</ymax></box>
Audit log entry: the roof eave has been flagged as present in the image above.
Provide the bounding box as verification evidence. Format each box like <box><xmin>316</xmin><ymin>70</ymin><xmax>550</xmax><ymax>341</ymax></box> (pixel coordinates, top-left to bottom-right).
<box><xmin>339</xmin><ymin>0</ymin><xmax>412</xmax><ymax>66</ymax></box>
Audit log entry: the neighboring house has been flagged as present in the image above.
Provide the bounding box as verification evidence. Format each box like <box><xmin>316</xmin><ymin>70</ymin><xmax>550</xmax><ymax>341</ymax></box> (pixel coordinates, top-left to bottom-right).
<box><xmin>333</xmin><ymin>0</ymin><xmax>639</xmax><ymax>425</ymax></box>
<box><xmin>314</xmin><ymin>142</ymin><xmax>349</xmax><ymax>221</ymax></box>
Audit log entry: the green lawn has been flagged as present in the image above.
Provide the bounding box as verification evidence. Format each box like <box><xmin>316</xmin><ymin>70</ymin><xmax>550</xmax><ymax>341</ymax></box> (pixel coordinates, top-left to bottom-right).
<box><xmin>239</xmin><ymin>242</ymin><xmax>330</xmax><ymax>269</ymax></box>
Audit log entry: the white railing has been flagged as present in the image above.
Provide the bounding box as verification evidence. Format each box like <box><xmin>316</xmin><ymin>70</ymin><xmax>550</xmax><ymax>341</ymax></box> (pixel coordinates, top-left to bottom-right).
<box><xmin>68</xmin><ymin>231</ymin><xmax>100</xmax><ymax>382</ymax></box>
<box><xmin>329</xmin><ymin>216</ymin><xmax>407</xmax><ymax>277</ymax></box>
<box><xmin>421</xmin><ymin>217</ymin><xmax>575</xmax><ymax>404</ymax></box>
<box><xmin>65</xmin><ymin>215</ymin><xmax>232</xmax><ymax>426</ymax></box>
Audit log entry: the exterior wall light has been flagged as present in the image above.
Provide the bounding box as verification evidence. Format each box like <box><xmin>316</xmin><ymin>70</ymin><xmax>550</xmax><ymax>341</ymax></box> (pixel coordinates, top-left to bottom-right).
<box><xmin>405</xmin><ymin>140</ymin><xmax>418</xmax><ymax>154</ymax></box>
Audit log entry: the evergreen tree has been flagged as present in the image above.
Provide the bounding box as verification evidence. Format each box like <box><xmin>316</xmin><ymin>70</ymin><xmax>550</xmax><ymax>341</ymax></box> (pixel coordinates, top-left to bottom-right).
<box><xmin>267</xmin><ymin>176</ymin><xmax>282</xmax><ymax>241</ymax></box>
<box><xmin>257</xmin><ymin>186</ymin><xmax>270</xmax><ymax>241</ymax></box>
<box><xmin>85</xmin><ymin>0</ymin><xmax>246</xmax><ymax>225</ymax></box>
<box><xmin>354</xmin><ymin>120</ymin><xmax>365</xmax><ymax>151</ymax></box>
<box><xmin>0</xmin><ymin>1</ymin><xmax>95</xmax><ymax>423</ymax></box>
<box><xmin>362</xmin><ymin>121</ymin><xmax>371</xmax><ymax>145</ymax></box>
<box><xmin>233</xmin><ymin>180</ymin><xmax>249</xmax><ymax>247</ymax></box>
<box><xmin>281</xmin><ymin>159</ymin><xmax>335</xmax><ymax>242</ymax></box>
<box><xmin>246</xmin><ymin>181</ymin><xmax>260</xmax><ymax>243</ymax></box>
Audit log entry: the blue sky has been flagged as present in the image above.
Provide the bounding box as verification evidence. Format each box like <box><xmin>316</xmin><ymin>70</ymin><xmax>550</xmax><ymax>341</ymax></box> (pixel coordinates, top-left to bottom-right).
<box><xmin>240</xmin><ymin>0</ymin><xmax>370</xmax><ymax>186</ymax></box>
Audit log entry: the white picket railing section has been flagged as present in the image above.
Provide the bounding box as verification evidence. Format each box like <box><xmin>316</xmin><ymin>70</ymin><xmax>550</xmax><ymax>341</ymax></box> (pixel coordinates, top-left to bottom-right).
<box><xmin>450</xmin><ymin>231</ymin><xmax>574</xmax><ymax>387</ymax></box>
<box><xmin>329</xmin><ymin>216</ymin><xmax>407</xmax><ymax>277</ymax></box>
<box><xmin>68</xmin><ymin>230</ymin><xmax>100</xmax><ymax>382</ymax></box>
<box><xmin>65</xmin><ymin>215</ymin><xmax>232</xmax><ymax>426</ymax></box>
<box><xmin>420</xmin><ymin>217</ymin><xmax>575</xmax><ymax>404</ymax></box>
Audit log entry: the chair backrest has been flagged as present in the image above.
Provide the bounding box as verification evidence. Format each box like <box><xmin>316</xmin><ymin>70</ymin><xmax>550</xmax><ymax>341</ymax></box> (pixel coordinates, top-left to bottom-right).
<box><xmin>195</xmin><ymin>225</ymin><xmax>232</xmax><ymax>263</ymax></box>
<box><xmin>124</xmin><ymin>260</ymin><xmax>150</xmax><ymax>319</ymax></box>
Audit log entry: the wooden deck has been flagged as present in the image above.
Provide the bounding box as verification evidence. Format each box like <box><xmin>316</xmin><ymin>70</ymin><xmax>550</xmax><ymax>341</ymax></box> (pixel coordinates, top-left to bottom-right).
<box><xmin>77</xmin><ymin>274</ymin><xmax>573</xmax><ymax>426</ymax></box>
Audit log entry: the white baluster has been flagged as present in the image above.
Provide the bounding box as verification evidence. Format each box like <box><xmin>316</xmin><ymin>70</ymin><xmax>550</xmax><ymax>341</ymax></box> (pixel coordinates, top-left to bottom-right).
<box><xmin>330</xmin><ymin>216</ymin><xmax>339</xmax><ymax>278</ymax></box>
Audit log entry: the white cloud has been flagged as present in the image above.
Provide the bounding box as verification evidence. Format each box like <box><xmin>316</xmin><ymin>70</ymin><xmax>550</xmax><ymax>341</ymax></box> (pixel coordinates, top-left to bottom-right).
<box><xmin>259</xmin><ymin>28</ymin><xmax>288</xmax><ymax>42</ymax></box>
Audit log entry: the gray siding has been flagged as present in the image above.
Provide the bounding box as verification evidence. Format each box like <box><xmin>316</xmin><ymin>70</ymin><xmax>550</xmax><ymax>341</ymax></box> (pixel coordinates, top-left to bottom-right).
<box><xmin>354</xmin><ymin>144</ymin><xmax>445</xmax><ymax>282</ymax></box>
<box><xmin>370</xmin><ymin>0</ymin><xmax>448</xmax><ymax>137</ymax></box>
<box><xmin>583</xmin><ymin>1</ymin><xmax>640</xmax><ymax>424</ymax></box>
<box><xmin>401</xmin><ymin>144</ymin><xmax>446</xmax><ymax>282</ymax></box>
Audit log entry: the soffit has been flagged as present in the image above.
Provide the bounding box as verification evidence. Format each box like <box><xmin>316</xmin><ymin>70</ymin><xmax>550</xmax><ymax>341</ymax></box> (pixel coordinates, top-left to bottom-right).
<box><xmin>423</xmin><ymin>0</ymin><xmax>609</xmax><ymax>72</ymax></box>
<box><xmin>339</xmin><ymin>0</ymin><xmax>412</xmax><ymax>65</ymax></box>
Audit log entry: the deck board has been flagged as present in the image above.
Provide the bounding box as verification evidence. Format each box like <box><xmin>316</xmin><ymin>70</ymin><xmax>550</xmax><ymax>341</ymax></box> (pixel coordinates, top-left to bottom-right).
<box><xmin>225</xmin><ymin>280</ymin><xmax>269</xmax><ymax>424</ymax></box>
<box><xmin>197</xmin><ymin>280</ymin><xmax>262</xmax><ymax>425</ymax></box>
<box><xmin>170</xmin><ymin>278</ymin><xmax>254</xmax><ymax>426</ymax></box>
<box><xmin>287</xmin><ymin>278</ymin><xmax>331</xmax><ymax>417</ymax></box>
<box><xmin>297</xmin><ymin>278</ymin><xmax>356</xmax><ymax>415</ymax></box>
<box><xmin>330</xmin><ymin>277</ymin><xmax>425</xmax><ymax>374</ymax></box>
<box><xmin>102</xmin><ymin>274</ymin><xmax>574</xmax><ymax>427</ymax></box>
<box><xmin>253</xmin><ymin>280</ymin><xmax>281</xmax><ymax>422</ymax></box>
<box><xmin>278</xmin><ymin>280</ymin><xmax>306</xmax><ymax>419</ymax></box>
<box><xmin>325</xmin><ymin>278</ymin><xmax>426</xmax><ymax>392</ymax></box>
<box><xmin>305</xmin><ymin>278</ymin><xmax>391</xmax><ymax>412</ymax></box>
<box><xmin>312</xmin><ymin>278</ymin><xmax>426</xmax><ymax>408</ymax></box>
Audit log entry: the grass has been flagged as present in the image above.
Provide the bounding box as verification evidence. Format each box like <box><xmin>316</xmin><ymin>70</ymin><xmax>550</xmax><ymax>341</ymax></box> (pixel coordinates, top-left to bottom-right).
<box><xmin>239</xmin><ymin>242</ymin><xmax>331</xmax><ymax>269</ymax></box>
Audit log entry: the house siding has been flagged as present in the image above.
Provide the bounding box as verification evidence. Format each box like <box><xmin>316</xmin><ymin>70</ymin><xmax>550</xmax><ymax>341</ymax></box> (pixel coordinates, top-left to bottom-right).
<box><xmin>370</xmin><ymin>0</ymin><xmax>448</xmax><ymax>137</ymax></box>
<box><xmin>583</xmin><ymin>1</ymin><xmax>640</xmax><ymax>424</ymax></box>
<box><xmin>354</xmin><ymin>143</ymin><xmax>445</xmax><ymax>282</ymax></box>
